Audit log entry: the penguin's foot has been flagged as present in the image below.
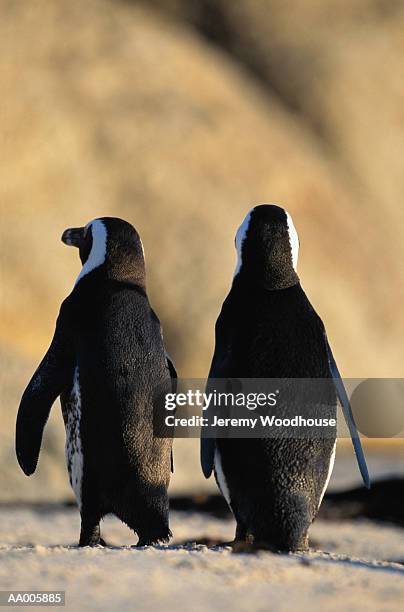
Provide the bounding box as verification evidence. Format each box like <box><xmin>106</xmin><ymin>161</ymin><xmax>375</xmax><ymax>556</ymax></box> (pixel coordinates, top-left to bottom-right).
<box><xmin>232</xmin><ymin>540</ymin><xmax>261</xmax><ymax>554</ymax></box>
<box><xmin>136</xmin><ymin>526</ymin><xmax>172</xmax><ymax>547</ymax></box>
<box><xmin>78</xmin><ymin>538</ymin><xmax>103</xmax><ymax>547</ymax></box>
<box><xmin>78</xmin><ymin>519</ymin><xmax>102</xmax><ymax>547</ymax></box>
<box><xmin>232</xmin><ymin>538</ymin><xmax>284</xmax><ymax>554</ymax></box>
<box><xmin>232</xmin><ymin>539</ymin><xmax>309</xmax><ymax>554</ymax></box>
<box><xmin>136</xmin><ymin>534</ymin><xmax>171</xmax><ymax>547</ymax></box>
<box><xmin>136</xmin><ymin>540</ymin><xmax>150</xmax><ymax>548</ymax></box>
<box><xmin>77</xmin><ymin>536</ymin><xmax>109</xmax><ymax>547</ymax></box>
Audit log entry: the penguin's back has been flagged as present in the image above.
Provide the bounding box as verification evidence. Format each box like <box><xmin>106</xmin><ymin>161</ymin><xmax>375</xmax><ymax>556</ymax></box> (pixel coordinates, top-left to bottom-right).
<box><xmin>65</xmin><ymin>279</ymin><xmax>171</xmax><ymax>489</ymax></box>
<box><xmin>213</xmin><ymin>281</ymin><xmax>331</xmax><ymax>379</ymax></box>
<box><xmin>212</xmin><ymin>281</ymin><xmax>337</xmax><ymax>549</ymax></box>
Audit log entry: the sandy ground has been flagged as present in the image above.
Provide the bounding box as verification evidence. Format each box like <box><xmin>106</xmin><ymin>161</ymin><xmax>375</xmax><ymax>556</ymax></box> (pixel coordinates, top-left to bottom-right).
<box><xmin>0</xmin><ymin>506</ymin><xmax>403</xmax><ymax>612</ymax></box>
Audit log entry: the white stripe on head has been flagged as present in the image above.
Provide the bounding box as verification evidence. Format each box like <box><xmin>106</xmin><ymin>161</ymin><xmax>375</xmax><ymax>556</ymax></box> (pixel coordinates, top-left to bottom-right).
<box><xmin>285</xmin><ymin>211</ymin><xmax>299</xmax><ymax>271</ymax></box>
<box><xmin>234</xmin><ymin>210</ymin><xmax>252</xmax><ymax>277</ymax></box>
<box><xmin>75</xmin><ymin>219</ymin><xmax>107</xmax><ymax>286</ymax></box>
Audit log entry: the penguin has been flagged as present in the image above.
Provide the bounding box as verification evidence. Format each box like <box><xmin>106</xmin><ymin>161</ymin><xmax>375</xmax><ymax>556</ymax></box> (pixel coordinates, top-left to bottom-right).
<box><xmin>16</xmin><ymin>217</ymin><xmax>176</xmax><ymax>547</ymax></box>
<box><xmin>201</xmin><ymin>204</ymin><xmax>369</xmax><ymax>552</ymax></box>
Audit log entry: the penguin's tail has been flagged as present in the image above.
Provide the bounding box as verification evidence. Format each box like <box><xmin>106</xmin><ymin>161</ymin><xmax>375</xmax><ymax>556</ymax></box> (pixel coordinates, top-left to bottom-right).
<box><xmin>113</xmin><ymin>481</ymin><xmax>171</xmax><ymax>545</ymax></box>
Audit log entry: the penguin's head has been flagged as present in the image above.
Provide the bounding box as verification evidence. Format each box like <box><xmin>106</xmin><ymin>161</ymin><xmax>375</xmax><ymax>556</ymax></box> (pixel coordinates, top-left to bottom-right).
<box><xmin>61</xmin><ymin>217</ymin><xmax>145</xmax><ymax>286</ymax></box>
<box><xmin>234</xmin><ymin>204</ymin><xmax>300</xmax><ymax>289</ymax></box>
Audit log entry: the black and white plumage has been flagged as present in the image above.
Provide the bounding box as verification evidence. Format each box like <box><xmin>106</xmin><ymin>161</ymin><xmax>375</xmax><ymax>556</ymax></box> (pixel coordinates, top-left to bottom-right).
<box><xmin>16</xmin><ymin>217</ymin><xmax>176</xmax><ymax>546</ymax></box>
<box><xmin>201</xmin><ymin>204</ymin><xmax>369</xmax><ymax>552</ymax></box>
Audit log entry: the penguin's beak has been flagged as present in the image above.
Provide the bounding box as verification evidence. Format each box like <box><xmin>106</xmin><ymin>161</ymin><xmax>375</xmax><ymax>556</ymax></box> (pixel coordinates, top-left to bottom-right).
<box><xmin>61</xmin><ymin>227</ymin><xmax>85</xmax><ymax>248</ymax></box>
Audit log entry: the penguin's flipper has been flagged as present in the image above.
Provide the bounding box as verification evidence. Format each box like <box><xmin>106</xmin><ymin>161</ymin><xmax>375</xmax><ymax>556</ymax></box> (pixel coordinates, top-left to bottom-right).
<box><xmin>16</xmin><ymin>306</ymin><xmax>73</xmax><ymax>476</ymax></box>
<box><xmin>325</xmin><ymin>338</ymin><xmax>370</xmax><ymax>489</ymax></box>
<box><xmin>165</xmin><ymin>352</ymin><xmax>177</xmax><ymax>473</ymax></box>
<box><xmin>165</xmin><ymin>351</ymin><xmax>177</xmax><ymax>391</ymax></box>
<box><xmin>200</xmin><ymin>324</ymin><xmax>226</xmax><ymax>479</ymax></box>
<box><xmin>201</xmin><ymin>437</ymin><xmax>215</xmax><ymax>478</ymax></box>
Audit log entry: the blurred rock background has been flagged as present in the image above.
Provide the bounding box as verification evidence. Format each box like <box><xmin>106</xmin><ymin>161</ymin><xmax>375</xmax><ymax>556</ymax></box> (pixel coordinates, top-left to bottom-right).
<box><xmin>0</xmin><ymin>0</ymin><xmax>403</xmax><ymax>501</ymax></box>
